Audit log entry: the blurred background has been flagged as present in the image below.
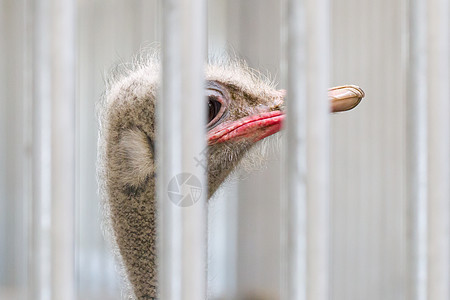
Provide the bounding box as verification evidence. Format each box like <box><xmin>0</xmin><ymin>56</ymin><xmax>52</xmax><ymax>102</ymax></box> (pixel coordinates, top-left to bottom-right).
<box><xmin>1</xmin><ymin>0</ymin><xmax>409</xmax><ymax>299</ymax></box>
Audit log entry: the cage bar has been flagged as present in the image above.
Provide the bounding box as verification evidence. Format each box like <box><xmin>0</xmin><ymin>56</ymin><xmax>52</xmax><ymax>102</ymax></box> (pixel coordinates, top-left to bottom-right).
<box><xmin>284</xmin><ymin>0</ymin><xmax>331</xmax><ymax>298</ymax></box>
<box><xmin>159</xmin><ymin>0</ymin><xmax>207</xmax><ymax>299</ymax></box>
<box><xmin>305</xmin><ymin>0</ymin><xmax>331</xmax><ymax>298</ymax></box>
<box><xmin>50</xmin><ymin>0</ymin><xmax>76</xmax><ymax>299</ymax></box>
<box><xmin>406</xmin><ymin>0</ymin><xmax>428</xmax><ymax>298</ymax></box>
<box><xmin>427</xmin><ymin>0</ymin><xmax>449</xmax><ymax>298</ymax></box>
<box><xmin>30</xmin><ymin>0</ymin><xmax>53</xmax><ymax>298</ymax></box>
<box><xmin>284</xmin><ymin>0</ymin><xmax>307</xmax><ymax>298</ymax></box>
<box><xmin>30</xmin><ymin>0</ymin><xmax>77</xmax><ymax>299</ymax></box>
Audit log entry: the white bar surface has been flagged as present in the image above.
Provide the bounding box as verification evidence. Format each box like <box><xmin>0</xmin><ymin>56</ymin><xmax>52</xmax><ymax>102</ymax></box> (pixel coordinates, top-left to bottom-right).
<box><xmin>284</xmin><ymin>0</ymin><xmax>331</xmax><ymax>298</ymax></box>
<box><xmin>30</xmin><ymin>0</ymin><xmax>53</xmax><ymax>299</ymax></box>
<box><xmin>406</xmin><ymin>0</ymin><xmax>428</xmax><ymax>298</ymax></box>
<box><xmin>30</xmin><ymin>0</ymin><xmax>76</xmax><ymax>299</ymax></box>
<box><xmin>305</xmin><ymin>0</ymin><xmax>331</xmax><ymax>298</ymax></box>
<box><xmin>159</xmin><ymin>0</ymin><xmax>207</xmax><ymax>299</ymax></box>
<box><xmin>427</xmin><ymin>0</ymin><xmax>449</xmax><ymax>298</ymax></box>
<box><xmin>50</xmin><ymin>0</ymin><xmax>76</xmax><ymax>299</ymax></box>
<box><xmin>284</xmin><ymin>0</ymin><xmax>307</xmax><ymax>298</ymax></box>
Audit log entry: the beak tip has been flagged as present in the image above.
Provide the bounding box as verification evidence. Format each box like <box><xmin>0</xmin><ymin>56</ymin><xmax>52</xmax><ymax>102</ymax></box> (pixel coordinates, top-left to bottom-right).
<box><xmin>329</xmin><ymin>85</ymin><xmax>365</xmax><ymax>112</ymax></box>
<box><xmin>347</xmin><ymin>85</ymin><xmax>365</xmax><ymax>98</ymax></box>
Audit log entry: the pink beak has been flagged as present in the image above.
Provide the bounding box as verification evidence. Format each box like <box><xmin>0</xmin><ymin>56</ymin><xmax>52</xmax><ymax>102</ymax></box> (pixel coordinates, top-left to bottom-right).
<box><xmin>208</xmin><ymin>85</ymin><xmax>364</xmax><ymax>145</ymax></box>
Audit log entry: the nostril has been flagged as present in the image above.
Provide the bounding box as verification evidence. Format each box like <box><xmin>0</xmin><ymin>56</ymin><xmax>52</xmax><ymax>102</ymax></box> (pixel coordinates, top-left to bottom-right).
<box><xmin>256</xmin><ymin>102</ymin><xmax>283</xmax><ymax>113</ymax></box>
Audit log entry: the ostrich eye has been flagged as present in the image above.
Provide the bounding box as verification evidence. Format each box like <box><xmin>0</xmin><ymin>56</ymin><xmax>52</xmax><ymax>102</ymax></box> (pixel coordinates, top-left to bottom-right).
<box><xmin>206</xmin><ymin>88</ymin><xmax>228</xmax><ymax>129</ymax></box>
<box><xmin>208</xmin><ymin>97</ymin><xmax>222</xmax><ymax>124</ymax></box>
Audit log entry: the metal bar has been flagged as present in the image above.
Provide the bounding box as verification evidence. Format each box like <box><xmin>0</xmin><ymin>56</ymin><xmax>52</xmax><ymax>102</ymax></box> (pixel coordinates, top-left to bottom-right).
<box><xmin>50</xmin><ymin>0</ymin><xmax>76</xmax><ymax>299</ymax></box>
<box><xmin>0</xmin><ymin>0</ymin><xmax>30</xmax><ymax>292</ymax></box>
<box><xmin>284</xmin><ymin>0</ymin><xmax>330</xmax><ymax>298</ymax></box>
<box><xmin>284</xmin><ymin>0</ymin><xmax>307</xmax><ymax>298</ymax></box>
<box><xmin>0</xmin><ymin>0</ymin><xmax>7</xmax><ymax>285</ymax></box>
<box><xmin>427</xmin><ymin>0</ymin><xmax>449</xmax><ymax>298</ymax></box>
<box><xmin>31</xmin><ymin>0</ymin><xmax>76</xmax><ymax>299</ymax></box>
<box><xmin>30</xmin><ymin>0</ymin><xmax>53</xmax><ymax>298</ymax></box>
<box><xmin>159</xmin><ymin>0</ymin><xmax>207</xmax><ymax>298</ymax></box>
<box><xmin>305</xmin><ymin>0</ymin><xmax>331</xmax><ymax>298</ymax></box>
<box><xmin>406</xmin><ymin>0</ymin><xmax>428</xmax><ymax>298</ymax></box>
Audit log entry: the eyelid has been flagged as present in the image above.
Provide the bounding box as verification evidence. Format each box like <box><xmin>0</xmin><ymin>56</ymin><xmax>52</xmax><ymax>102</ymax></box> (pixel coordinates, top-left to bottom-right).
<box><xmin>208</xmin><ymin>88</ymin><xmax>224</xmax><ymax>96</ymax></box>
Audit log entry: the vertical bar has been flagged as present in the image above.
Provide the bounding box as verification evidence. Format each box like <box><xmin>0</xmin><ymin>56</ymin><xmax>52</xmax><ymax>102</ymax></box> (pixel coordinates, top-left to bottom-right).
<box><xmin>1</xmin><ymin>0</ymin><xmax>30</xmax><ymax>293</ymax></box>
<box><xmin>406</xmin><ymin>0</ymin><xmax>428</xmax><ymax>297</ymax></box>
<box><xmin>206</xmin><ymin>2</ymin><xmax>237</xmax><ymax>298</ymax></box>
<box><xmin>284</xmin><ymin>0</ymin><xmax>330</xmax><ymax>298</ymax></box>
<box><xmin>31</xmin><ymin>0</ymin><xmax>53</xmax><ymax>298</ymax></box>
<box><xmin>50</xmin><ymin>0</ymin><xmax>76</xmax><ymax>299</ymax></box>
<box><xmin>305</xmin><ymin>0</ymin><xmax>331</xmax><ymax>298</ymax></box>
<box><xmin>284</xmin><ymin>0</ymin><xmax>307</xmax><ymax>298</ymax></box>
<box><xmin>0</xmin><ymin>0</ymin><xmax>7</xmax><ymax>285</ymax></box>
<box><xmin>31</xmin><ymin>0</ymin><xmax>76</xmax><ymax>299</ymax></box>
<box><xmin>159</xmin><ymin>0</ymin><xmax>206</xmax><ymax>299</ymax></box>
<box><xmin>23</xmin><ymin>0</ymin><xmax>33</xmax><ymax>294</ymax></box>
<box><xmin>427</xmin><ymin>0</ymin><xmax>449</xmax><ymax>298</ymax></box>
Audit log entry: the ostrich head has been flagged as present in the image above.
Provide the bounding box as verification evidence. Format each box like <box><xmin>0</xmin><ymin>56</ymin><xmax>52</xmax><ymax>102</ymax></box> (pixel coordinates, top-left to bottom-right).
<box><xmin>97</xmin><ymin>53</ymin><xmax>364</xmax><ymax>299</ymax></box>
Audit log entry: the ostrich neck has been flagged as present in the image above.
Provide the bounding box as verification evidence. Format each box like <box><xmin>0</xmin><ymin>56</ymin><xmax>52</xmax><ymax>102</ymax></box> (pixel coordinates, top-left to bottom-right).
<box><xmin>104</xmin><ymin>83</ymin><xmax>254</xmax><ymax>299</ymax></box>
<box><xmin>108</xmin><ymin>150</ymin><xmax>158</xmax><ymax>299</ymax></box>
<box><xmin>104</xmin><ymin>87</ymin><xmax>159</xmax><ymax>298</ymax></box>
<box><xmin>118</xmin><ymin>183</ymin><xmax>158</xmax><ymax>299</ymax></box>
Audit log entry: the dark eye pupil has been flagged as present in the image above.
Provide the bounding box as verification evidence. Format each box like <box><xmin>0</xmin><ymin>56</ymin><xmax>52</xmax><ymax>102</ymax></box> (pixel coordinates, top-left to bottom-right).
<box><xmin>208</xmin><ymin>98</ymin><xmax>221</xmax><ymax>124</ymax></box>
